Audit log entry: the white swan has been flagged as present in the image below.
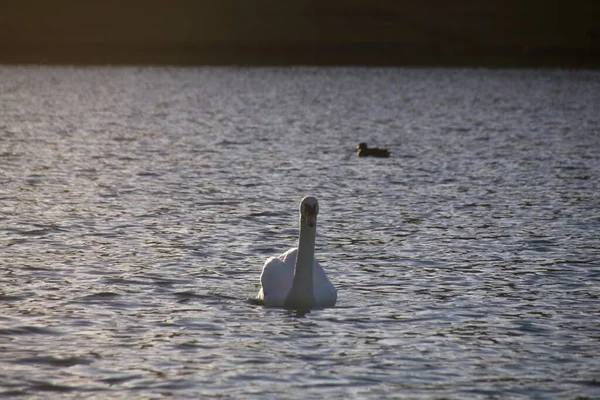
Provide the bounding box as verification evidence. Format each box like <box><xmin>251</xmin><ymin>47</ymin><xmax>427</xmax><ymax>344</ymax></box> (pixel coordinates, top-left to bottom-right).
<box><xmin>257</xmin><ymin>196</ymin><xmax>337</xmax><ymax>309</ymax></box>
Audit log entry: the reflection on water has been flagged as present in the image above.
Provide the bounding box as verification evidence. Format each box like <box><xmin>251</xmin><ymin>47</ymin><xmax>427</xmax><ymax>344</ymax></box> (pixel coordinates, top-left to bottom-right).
<box><xmin>1</xmin><ymin>66</ymin><xmax>599</xmax><ymax>398</ymax></box>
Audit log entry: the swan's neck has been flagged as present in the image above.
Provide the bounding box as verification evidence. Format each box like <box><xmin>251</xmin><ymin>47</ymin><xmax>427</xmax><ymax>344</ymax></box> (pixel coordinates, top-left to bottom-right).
<box><xmin>284</xmin><ymin>218</ymin><xmax>316</xmax><ymax>309</ymax></box>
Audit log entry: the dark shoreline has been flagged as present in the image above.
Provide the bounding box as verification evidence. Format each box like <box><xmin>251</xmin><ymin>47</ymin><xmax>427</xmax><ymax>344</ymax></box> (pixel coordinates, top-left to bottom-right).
<box><xmin>2</xmin><ymin>0</ymin><xmax>599</xmax><ymax>68</ymax></box>
<box><xmin>2</xmin><ymin>43</ymin><xmax>598</xmax><ymax>68</ymax></box>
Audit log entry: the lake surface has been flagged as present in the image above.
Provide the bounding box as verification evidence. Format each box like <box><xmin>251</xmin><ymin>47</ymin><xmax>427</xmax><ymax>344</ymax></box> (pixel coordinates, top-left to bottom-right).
<box><xmin>1</xmin><ymin>66</ymin><xmax>599</xmax><ymax>399</ymax></box>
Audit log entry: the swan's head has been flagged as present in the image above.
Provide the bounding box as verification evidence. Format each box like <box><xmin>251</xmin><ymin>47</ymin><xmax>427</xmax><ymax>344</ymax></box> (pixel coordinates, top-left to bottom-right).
<box><xmin>300</xmin><ymin>196</ymin><xmax>319</xmax><ymax>228</ymax></box>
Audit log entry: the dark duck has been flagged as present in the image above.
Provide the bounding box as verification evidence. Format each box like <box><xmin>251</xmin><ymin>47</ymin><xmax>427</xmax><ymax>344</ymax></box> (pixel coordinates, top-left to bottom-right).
<box><xmin>356</xmin><ymin>143</ymin><xmax>390</xmax><ymax>158</ymax></box>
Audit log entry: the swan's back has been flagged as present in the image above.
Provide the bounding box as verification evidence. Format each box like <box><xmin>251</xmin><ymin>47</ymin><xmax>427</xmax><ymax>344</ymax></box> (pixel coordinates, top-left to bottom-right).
<box><xmin>258</xmin><ymin>248</ymin><xmax>336</xmax><ymax>308</ymax></box>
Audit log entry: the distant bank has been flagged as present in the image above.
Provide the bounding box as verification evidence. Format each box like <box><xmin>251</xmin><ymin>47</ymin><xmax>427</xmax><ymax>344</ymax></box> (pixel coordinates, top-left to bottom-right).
<box><xmin>1</xmin><ymin>0</ymin><xmax>599</xmax><ymax>67</ymax></box>
<box><xmin>2</xmin><ymin>42</ymin><xmax>597</xmax><ymax>68</ymax></box>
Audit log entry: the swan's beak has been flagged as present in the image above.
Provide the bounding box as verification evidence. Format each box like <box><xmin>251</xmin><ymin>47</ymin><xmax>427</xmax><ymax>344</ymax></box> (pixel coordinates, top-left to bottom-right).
<box><xmin>306</xmin><ymin>213</ymin><xmax>316</xmax><ymax>228</ymax></box>
<box><xmin>303</xmin><ymin>202</ymin><xmax>318</xmax><ymax>227</ymax></box>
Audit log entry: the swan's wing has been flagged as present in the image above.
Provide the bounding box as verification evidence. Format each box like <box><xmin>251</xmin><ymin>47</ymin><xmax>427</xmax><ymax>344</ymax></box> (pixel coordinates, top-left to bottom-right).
<box><xmin>257</xmin><ymin>249</ymin><xmax>296</xmax><ymax>307</ymax></box>
<box><xmin>312</xmin><ymin>258</ymin><xmax>337</xmax><ymax>307</ymax></box>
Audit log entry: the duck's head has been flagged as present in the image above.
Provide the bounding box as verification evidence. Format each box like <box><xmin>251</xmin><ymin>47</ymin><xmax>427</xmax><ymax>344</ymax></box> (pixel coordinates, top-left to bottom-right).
<box><xmin>356</xmin><ymin>142</ymin><xmax>368</xmax><ymax>151</ymax></box>
<box><xmin>300</xmin><ymin>196</ymin><xmax>319</xmax><ymax>228</ymax></box>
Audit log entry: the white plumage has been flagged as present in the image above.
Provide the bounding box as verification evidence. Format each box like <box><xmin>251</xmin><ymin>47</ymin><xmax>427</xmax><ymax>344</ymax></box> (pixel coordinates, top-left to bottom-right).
<box><xmin>258</xmin><ymin>248</ymin><xmax>337</xmax><ymax>308</ymax></box>
<box><xmin>256</xmin><ymin>197</ymin><xmax>337</xmax><ymax>309</ymax></box>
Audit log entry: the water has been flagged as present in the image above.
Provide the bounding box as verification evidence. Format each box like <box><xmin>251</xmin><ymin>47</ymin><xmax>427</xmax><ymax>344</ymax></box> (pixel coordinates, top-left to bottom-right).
<box><xmin>1</xmin><ymin>66</ymin><xmax>599</xmax><ymax>399</ymax></box>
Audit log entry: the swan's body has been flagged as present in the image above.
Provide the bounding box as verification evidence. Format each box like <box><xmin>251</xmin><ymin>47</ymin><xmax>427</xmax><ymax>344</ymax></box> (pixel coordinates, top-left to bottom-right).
<box><xmin>258</xmin><ymin>248</ymin><xmax>337</xmax><ymax>308</ymax></box>
<box><xmin>257</xmin><ymin>197</ymin><xmax>337</xmax><ymax>310</ymax></box>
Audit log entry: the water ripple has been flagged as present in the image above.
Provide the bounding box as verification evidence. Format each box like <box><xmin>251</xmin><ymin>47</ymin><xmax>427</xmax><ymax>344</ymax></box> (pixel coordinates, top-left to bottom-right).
<box><xmin>0</xmin><ymin>66</ymin><xmax>599</xmax><ymax>399</ymax></box>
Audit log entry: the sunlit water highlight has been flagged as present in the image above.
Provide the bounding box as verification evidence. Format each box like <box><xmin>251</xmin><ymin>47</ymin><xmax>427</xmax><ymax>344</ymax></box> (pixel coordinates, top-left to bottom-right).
<box><xmin>1</xmin><ymin>66</ymin><xmax>599</xmax><ymax>399</ymax></box>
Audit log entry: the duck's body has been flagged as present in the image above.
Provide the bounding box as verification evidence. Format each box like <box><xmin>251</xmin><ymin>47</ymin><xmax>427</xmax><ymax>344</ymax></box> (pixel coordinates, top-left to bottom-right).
<box><xmin>256</xmin><ymin>196</ymin><xmax>337</xmax><ymax>310</ymax></box>
<box><xmin>356</xmin><ymin>142</ymin><xmax>390</xmax><ymax>158</ymax></box>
